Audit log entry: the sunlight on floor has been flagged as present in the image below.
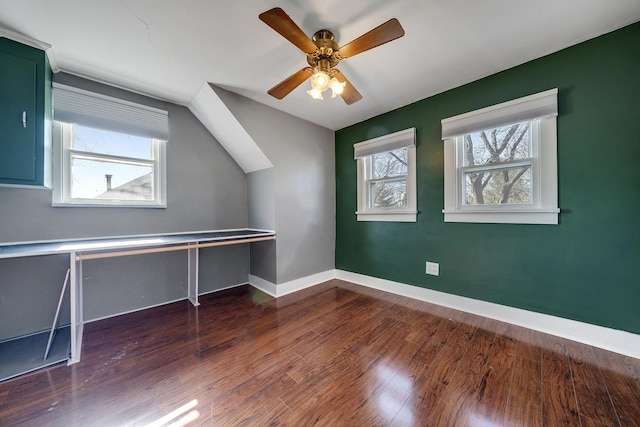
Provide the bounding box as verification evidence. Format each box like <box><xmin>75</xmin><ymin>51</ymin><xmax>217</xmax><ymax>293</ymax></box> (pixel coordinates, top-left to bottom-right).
<box><xmin>377</xmin><ymin>363</ymin><xmax>413</xmax><ymax>424</ymax></box>
<box><xmin>145</xmin><ymin>399</ymin><xmax>199</xmax><ymax>427</ymax></box>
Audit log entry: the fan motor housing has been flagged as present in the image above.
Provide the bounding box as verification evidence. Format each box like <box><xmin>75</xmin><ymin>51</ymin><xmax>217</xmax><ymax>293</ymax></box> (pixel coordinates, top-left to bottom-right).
<box><xmin>307</xmin><ymin>29</ymin><xmax>340</xmax><ymax>68</ymax></box>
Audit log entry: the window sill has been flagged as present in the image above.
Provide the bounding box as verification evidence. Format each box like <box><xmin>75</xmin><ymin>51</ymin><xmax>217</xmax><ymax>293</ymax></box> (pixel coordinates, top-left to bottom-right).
<box><xmin>52</xmin><ymin>202</ymin><xmax>167</xmax><ymax>209</ymax></box>
<box><xmin>442</xmin><ymin>209</ymin><xmax>559</xmax><ymax>225</ymax></box>
<box><xmin>356</xmin><ymin>210</ymin><xmax>417</xmax><ymax>223</ymax></box>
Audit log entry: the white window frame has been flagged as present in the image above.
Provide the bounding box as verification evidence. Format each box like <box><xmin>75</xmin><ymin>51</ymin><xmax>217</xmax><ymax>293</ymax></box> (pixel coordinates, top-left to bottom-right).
<box><xmin>52</xmin><ymin>122</ymin><xmax>166</xmax><ymax>207</ymax></box>
<box><xmin>442</xmin><ymin>89</ymin><xmax>559</xmax><ymax>225</ymax></box>
<box><xmin>354</xmin><ymin>128</ymin><xmax>417</xmax><ymax>222</ymax></box>
<box><xmin>51</xmin><ymin>83</ymin><xmax>168</xmax><ymax>208</ymax></box>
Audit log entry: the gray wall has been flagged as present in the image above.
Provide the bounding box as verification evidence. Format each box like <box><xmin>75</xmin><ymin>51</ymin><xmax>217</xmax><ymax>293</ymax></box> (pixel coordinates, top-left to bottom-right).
<box><xmin>247</xmin><ymin>168</ymin><xmax>276</xmax><ymax>283</ymax></box>
<box><xmin>247</xmin><ymin>168</ymin><xmax>275</xmax><ymax>231</ymax></box>
<box><xmin>214</xmin><ymin>86</ymin><xmax>335</xmax><ymax>284</ymax></box>
<box><xmin>0</xmin><ymin>254</ymin><xmax>70</xmax><ymax>340</ymax></box>
<box><xmin>0</xmin><ymin>74</ymin><xmax>249</xmax><ymax>340</ymax></box>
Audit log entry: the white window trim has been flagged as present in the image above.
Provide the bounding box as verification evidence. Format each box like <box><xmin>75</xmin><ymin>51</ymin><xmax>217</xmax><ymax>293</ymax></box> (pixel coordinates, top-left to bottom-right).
<box><xmin>442</xmin><ymin>89</ymin><xmax>559</xmax><ymax>225</ymax></box>
<box><xmin>354</xmin><ymin>128</ymin><xmax>417</xmax><ymax>222</ymax></box>
<box><xmin>52</xmin><ymin>122</ymin><xmax>167</xmax><ymax>208</ymax></box>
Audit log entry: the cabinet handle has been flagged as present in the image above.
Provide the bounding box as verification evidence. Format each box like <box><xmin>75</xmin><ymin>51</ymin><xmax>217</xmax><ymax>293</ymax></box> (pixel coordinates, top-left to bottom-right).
<box><xmin>22</xmin><ymin>111</ymin><xmax>27</xmax><ymax>128</ymax></box>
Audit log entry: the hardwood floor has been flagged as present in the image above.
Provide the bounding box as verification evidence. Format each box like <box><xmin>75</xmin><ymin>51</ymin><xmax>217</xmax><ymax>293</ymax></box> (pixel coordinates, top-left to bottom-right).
<box><xmin>1</xmin><ymin>279</ymin><xmax>639</xmax><ymax>426</ymax></box>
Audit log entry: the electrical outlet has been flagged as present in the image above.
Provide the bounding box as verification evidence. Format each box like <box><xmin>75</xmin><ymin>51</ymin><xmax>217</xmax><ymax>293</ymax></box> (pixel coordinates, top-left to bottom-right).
<box><xmin>425</xmin><ymin>261</ymin><xmax>439</xmax><ymax>276</ymax></box>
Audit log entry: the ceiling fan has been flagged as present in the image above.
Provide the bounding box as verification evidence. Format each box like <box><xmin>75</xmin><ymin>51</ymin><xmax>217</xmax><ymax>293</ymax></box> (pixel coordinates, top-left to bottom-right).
<box><xmin>259</xmin><ymin>7</ymin><xmax>405</xmax><ymax>105</ymax></box>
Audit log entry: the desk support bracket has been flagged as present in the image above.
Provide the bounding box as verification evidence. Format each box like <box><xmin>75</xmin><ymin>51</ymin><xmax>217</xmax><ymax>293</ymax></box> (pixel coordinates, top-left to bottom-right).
<box><xmin>188</xmin><ymin>244</ymin><xmax>200</xmax><ymax>307</ymax></box>
<box><xmin>44</xmin><ymin>268</ymin><xmax>70</xmax><ymax>360</ymax></box>
<box><xmin>68</xmin><ymin>252</ymin><xmax>83</xmax><ymax>365</ymax></box>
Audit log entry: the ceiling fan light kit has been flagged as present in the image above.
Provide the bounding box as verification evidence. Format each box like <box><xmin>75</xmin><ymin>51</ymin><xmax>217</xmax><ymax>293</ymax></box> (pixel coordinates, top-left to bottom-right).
<box><xmin>306</xmin><ymin>54</ymin><xmax>347</xmax><ymax>100</ymax></box>
<box><xmin>307</xmin><ymin>73</ymin><xmax>346</xmax><ymax>100</ymax></box>
<box><xmin>259</xmin><ymin>8</ymin><xmax>405</xmax><ymax>105</ymax></box>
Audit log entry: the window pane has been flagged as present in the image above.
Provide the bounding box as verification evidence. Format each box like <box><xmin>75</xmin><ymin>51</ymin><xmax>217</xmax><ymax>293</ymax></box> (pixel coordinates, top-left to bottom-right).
<box><xmin>463</xmin><ymin>122</ymin><xmax>530</xmax><ymax>166</ymax></box>
<box><xmin>71</xmin><ymin>124</ymin><xmax>153</xmax><ymax>160</ymax></box>
<box><xmin>464</xmin><ymin>166</ymin><xmax>531</xmax><ymax>205</ymax></box>
<box><xmin>71</xmin><ymin>157</ymin><xmax>153</xmax><ymax>200</ymax></box>
<box><xmin>370</xmin><ymin>179</ymin><xmax>407</xmax><ymax>208</ymax></box>
<box><xmin>372</xmin><ymin>148</ymin><xmax>408</xmax><ymax>179</ymax></box>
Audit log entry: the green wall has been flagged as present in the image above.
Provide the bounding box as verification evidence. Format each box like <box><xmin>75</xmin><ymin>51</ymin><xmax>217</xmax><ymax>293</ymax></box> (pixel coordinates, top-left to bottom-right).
<box><xmin>335</xmin><ymin>23</ymin><xmax>640</xmax><ymax>334</ymax></box>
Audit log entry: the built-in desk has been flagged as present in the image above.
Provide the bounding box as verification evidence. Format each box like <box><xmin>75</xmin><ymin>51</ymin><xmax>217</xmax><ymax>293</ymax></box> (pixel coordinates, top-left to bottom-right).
<box><xmin>0</xmin><ymin>229</ymin><xmax>275</xmax><ymax>379</ymax></box>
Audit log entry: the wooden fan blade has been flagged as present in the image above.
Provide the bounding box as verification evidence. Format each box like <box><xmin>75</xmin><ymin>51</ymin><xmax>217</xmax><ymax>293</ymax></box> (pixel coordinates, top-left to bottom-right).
<box><xmin>267</xmin><ymin>68</ymin><xmax>313</xmax><ymax>99</ymax></box>
<box><xmin>259</xmin><ymin>8</ymin><xmax>318</xmax><ymax>54</ymax></box>
<box><xmin>333</xmin><ymin>70</ymin><xmax>362</xmax><ymax>105</ymax></box>
<box><xmin>338</xmin><ymin>18</ymin><xmax>405</xmax><ymax>59</ymax></box>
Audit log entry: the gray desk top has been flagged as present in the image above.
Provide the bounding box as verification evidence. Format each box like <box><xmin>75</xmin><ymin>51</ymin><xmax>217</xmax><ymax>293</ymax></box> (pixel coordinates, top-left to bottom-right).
<box><xmin>0</xmin><ymin>229</ymin><xmax>275</xmax><ymax>259</ymax></box>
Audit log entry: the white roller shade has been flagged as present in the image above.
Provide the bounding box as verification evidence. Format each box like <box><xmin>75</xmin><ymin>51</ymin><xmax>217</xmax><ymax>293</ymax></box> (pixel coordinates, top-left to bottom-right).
<box><xmin>354</xmin><ymin>127</ymin><xmax>415</xmax><ymax>159</ymax></box>
<box><xmin>53</xmin><ymin>83</ymin><xmax>169</xmax><ymax>140</ymax></box>
<box><xmin>441</xmin><ymin>88</ymin><xmax>558</xmax><ymax>139</ymax></box>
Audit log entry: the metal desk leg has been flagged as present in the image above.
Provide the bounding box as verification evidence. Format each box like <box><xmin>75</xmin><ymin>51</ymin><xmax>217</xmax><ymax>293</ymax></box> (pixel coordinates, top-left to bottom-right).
<box><xmin>187</xmin><ymin>244</ymin><xmax>200</xmax><ymax>306</ymax></box>
<box><xmin>68</xmin><ymin>252</ymin><xmax>84</xmax><ymax>365</ymax></box>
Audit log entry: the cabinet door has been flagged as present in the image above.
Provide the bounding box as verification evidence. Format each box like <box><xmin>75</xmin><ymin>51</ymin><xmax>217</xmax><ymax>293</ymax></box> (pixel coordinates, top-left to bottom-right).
<box><xmin>0</xmin><ymin>50</ymin><xmax>37</xmax><ymax>182</ymax></box>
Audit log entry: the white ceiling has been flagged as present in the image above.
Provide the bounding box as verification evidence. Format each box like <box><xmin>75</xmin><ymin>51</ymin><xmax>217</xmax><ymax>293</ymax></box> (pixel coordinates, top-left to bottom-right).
<box><xmin>1</xmin><ymin>0</ymin><xmax>639</xmax><ymax>131</ymax></box>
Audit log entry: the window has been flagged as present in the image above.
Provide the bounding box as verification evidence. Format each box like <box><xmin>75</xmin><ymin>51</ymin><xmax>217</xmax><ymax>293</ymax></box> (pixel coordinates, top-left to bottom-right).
<box><xmin>442</xmin><ymin>89</ymin><xmax>559</xmax><ymax>224</ymax></box>
<box><xmin>461</xmin><ymin>120</ymin><xmax>533</xmax><ymax>206</ymax></box>
<box><xmin>52</xmin><ymin>83</ymin><xmax>168</xmax><ymax>207</ymax></box>
<box><xmin>354</xmin><ymin>128</ymin><xmax>417</xmax><ymax>222</ymax></box>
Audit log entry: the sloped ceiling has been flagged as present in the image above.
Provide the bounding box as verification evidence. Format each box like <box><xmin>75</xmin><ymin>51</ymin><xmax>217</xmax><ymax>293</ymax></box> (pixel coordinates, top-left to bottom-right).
<box><xmin>1</xmin><ymin>1</ymin><xmax>639</xmax><ymax>133</ymax></box>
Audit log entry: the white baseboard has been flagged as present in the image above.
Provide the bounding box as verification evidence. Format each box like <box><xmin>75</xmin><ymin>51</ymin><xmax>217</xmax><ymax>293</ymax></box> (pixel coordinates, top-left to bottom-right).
<box><xmin>249</xmin><ymin>270</ymin><xmax>337</xmax><ymax>297</ymax></box>
<box><xmin>248</xmin><ymin>274</ymin><xmax>277</xmax><ymax>297</ymax></box>
<box><xmin>335</xmin><ymin>270</ymin><xmax>640</xmax><ymax>359</ymax></box>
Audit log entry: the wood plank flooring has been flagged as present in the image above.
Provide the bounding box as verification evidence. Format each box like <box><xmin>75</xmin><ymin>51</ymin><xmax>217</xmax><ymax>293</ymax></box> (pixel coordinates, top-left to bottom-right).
<box><xmin>1</xmin><ymin>279</ymin><xmax>639</xmax><ymax>426</ymax></box>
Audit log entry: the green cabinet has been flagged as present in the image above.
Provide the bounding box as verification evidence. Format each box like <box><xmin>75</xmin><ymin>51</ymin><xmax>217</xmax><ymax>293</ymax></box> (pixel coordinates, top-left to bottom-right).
<box><xmin>0</xmin><ymin>37</ymin><xmax>51</xmax><ymax>187</ymax></box>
